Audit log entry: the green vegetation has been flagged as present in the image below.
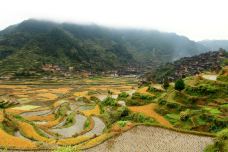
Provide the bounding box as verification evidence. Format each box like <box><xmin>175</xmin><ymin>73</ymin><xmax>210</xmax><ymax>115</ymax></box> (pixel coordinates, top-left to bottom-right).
<box><xmin>153</xmin><ymin>71</ymin><xmax>228</xmax><ymax>133</ymax></box>
<box><xmin>125</xmin><ymin>92</ymin><xmax>155</xmax><ymax>106</ymax></box>
<box><xmin>63</xmin><ymin>112</ymin><xmax>76</xmax><ymax>128</ymax></box>
<box><xmin>0</xmin><ymin>19</ymin><xmax>207</xmax><ymax>77</ymax></box>
<box><xmin>56</xmin><ymin>103</ymin><xmax>70</xmax><ymax>118</ymax></box>
<box><xmin>123</xmin><ymin>113</ymin><xmax>156</xmax><ymax>125</ymax></box>
<box><xmin>101</xmin><ymin>97</ymin><xmax>117</xmax><ymax>106</ymax></box>
<box><xmin>175</xmin><ymin>79</ymin><xmax>185</xmax><ymax>91</ymax></box>
<box><xmin>163</xmin><ymin>78</ymin><xmax>169</xmax><ymax>90</ymax></box>
<box><xmin>204</xmin><ymin>129</ymin><xmax>228</xmax><ymax>152</ymax></box>
<box><xmin>84</xmin><ymin>118</ymin><xmax>90</xmax><ymax>129</ymax></box>
<box><xmin>117</xmin><ymin>120</ymin><xmax>128</xmax><ymax>127</ymax></box>
<box><xmin>53</xmin><ymin>146</ymin><xmax>78</xmax><ymax>152</ymax></box>
<box><xmin>118</xmin><ymin>92</ymin><xmax>129</xmax><ymax>99</ymax></box>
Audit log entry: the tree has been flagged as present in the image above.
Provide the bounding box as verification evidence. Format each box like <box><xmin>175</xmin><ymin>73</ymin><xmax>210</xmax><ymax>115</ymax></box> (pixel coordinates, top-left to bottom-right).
<box><xmin>163</xmin><ymin>77</ymin><xmax>169</xmax><ymax>89</ymax></box>
<box><xmin>175</xmin><ymin>79</ymin><xmax>185</xmax><ymax>91</ymax></box>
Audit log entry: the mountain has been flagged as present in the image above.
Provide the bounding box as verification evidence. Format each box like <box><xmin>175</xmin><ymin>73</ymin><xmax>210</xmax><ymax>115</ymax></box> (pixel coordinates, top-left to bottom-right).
<box><xmin>199</xmin><ymin>40</ymin><xmax>228</xmax><ymax>51</ymax></box>
<box><xmin>0</xmin><ymin>19</ymin><xmax>207</xmax><ymax>77</ymax></box>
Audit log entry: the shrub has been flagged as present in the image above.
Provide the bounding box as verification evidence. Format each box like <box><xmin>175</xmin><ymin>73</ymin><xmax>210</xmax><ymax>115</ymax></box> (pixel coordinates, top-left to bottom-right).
<box><xmin>204</xmin><ymin>129</ymin><xmax>228</xmax><ymax>152</ymax></box>
<box><xmin>132</xmin><ymin>92</ymin><xmax>154</xmax><ymax>100</ymax></box>
<box><xmin>118</xmin><ymin>92</ymin><xmax>129</xmax><ymax>99</ymax></box>
<box><xmin>217</xmin><ymin>128</ymin><xmax>228</xmax><ymax>140</ymax></box>
<box><xmin>107</xmin><ymin>107</ymin><xmax>130</xmax><ymax>124</ymax></box>
<box><xmin>84</xmin><ymin>118</ymin><xmax>90</xmax><ymax>129</ymax></box>
<box><xmin>117</xmin><ymin>120</ymin><xmax>128</xmax><ymax>127</ymax></box>
<box><xmin>166</xmin><ymin>102</ymin><xmax>181</xmax><ymax>110</ymax></box>
<box><xmin>123</xmin><ymin>113</ymin><xmax>155</xmax><ymax>124</ymax></box>
<box><xmin>158</xmin><ymin>99</ymin><xmax>167</xmax><ymax>105</ymax></box>
<box><xmin>64</xmin><ymin>112</ymin><xmax>75</xmax><ymax>127</ymax></box>
<box><xmin>56</xmin><ymin>103</ymin><xmax>70</xmax><ymax>118</ymax></box>
<box><xmin>102</xmin><ymin>97</ymin><xmax>117</xmax><ymax>106</ymax></box>
<box><xmin>217</xmin><ymin>75</ymin><xmax>228</xmax><ymax>82</ymax></box>
<box><xmin>126</xmin><ymin>99</ymin><xmax>141</xmax><ymax>106</ymax></box>
<box><xmin>185</xmin><ymin>84</ymin><xmax>218</xmax><ymax>96</ymax></box>
<box><xmin>180</xmin><ymin>111</ymin><xmax>189</xmax><ymax>121</ymax></box>
<box><xmin>163</xmin><ymin>78</ymin><xmax>169</xmax><ymax>89</ymax></box>
<box><xmin>175</xmin><ymin>79</ymin><xmax>185</xmax><ymax>91</ymax></box>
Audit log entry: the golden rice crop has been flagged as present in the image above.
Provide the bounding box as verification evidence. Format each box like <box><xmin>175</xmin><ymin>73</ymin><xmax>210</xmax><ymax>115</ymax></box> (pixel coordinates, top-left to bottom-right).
<box><xmin>129</xmin><ymin>103</ymin><xmax>172</xmax><ymax>128</ymax></box>
<box><xmin>0</xmin><ymin>128</ymin><xmax>36</xmax><ymax>149</ymax></box>
<box><xmin>57</xmin><ymin>135</ymin><xmax>92</xmax><ymax>146</ymax></box>
<box><xmin>77</xmin><ymin>132</ymin><xmax>117</xmax><ymax>149</ymax></box>
<box><xmin>82</xmin><ymin>105</ymin><xmax>100</xmax><ymax>116</ymax></box>
<box><xmin>39</xmin><ymin>117</ymin><xmax>63</xmax><ymax>128</ymax></box>
<box><xmin>26</xmin><ymin>114</ymin><xmax>55</xmax><ymax>121</ymax></box>
<box><xmin>17</xmin><ymin>121</ymin><xmax>54</xmax><ymax>143</ymax></box>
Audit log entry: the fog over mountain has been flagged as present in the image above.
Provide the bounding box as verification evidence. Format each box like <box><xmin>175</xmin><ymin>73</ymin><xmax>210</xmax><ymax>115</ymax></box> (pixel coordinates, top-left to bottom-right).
<box><xmin>0</xmin><ymin>19</ymin><xmax>209</xmax><ymax>76</ymax></box>
<box><xmin>199</xmin><ymin>40</ymin><xmax>228</xmax><ymax>51</ymax></box>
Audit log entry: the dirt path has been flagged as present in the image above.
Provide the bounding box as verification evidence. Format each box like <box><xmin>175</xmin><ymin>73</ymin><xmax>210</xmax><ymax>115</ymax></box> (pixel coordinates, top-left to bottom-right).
<box><xmin>128</xmin><ymin>103</ymin><xmax>172</xmax><ymax>128</ymax></box>
<box><xmin>85</xmin><ymin>126</ymin><xmax>213</xmax><ymax>152</ymax></box>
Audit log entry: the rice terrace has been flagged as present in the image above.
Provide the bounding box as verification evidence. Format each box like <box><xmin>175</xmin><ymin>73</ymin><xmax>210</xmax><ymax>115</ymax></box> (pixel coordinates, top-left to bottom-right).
<box><xmin>0</xmin><ymin>68</ymin><xmax>227</xmax><ymax>151</ymax></box>
<box><xmin>1</xmin><ymin>3</ymin><xmax>228</xmax><ymax>151</ymax></box>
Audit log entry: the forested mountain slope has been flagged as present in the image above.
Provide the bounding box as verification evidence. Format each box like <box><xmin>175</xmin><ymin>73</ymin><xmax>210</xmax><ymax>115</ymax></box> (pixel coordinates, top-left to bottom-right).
<box><xmin>0</xmin><ymin>19</ymin><xmax>207</xmax><ymax>77</ymax></box>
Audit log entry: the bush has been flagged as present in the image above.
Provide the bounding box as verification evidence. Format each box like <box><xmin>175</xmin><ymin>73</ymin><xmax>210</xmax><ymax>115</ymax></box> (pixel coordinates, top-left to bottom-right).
<box><xmin>102</xmin><ymin>97</ymin><xmax>117</xmax><ymax>106</ymax></box>
<box><xmin>126</xmin><ymin>99</ymin><xmax>141</xmax><ymax>106</ymax></box>
<box><xmin>217</xmin><ymin>129</ymin><xmax>228</xmax><ymax>140</ymax></box>
<box><xmin>204</xmin><ymin>129</ymin><xmax>228</xmax><ymax>152</ymax></box>
<box><xmin>175</xmin><ymin>79</ymin><xmax>185</xmax><ymax>91</ymax></box>
<box><xmin>185</xmin><ymin>84</ymin><xmax>218</xmax><ymax>96</ymax></box>
<box><xmin>180</xmin><ymin>111</ymin><xmax>189</xmax><ymax>121</ymax></box>
<box><xmin>166</xmin><ymin>102</ymin><xmax>181</xmax><ymax>110</ymax></box>
<box><xmin>124</xmin><ymin>113</ymin><xmax>155</xmax><ymax>124</ymax></box>
<box><xmin>158</xmin><ymin>99</ymin><xmax>167</xmax><ymax>105</ymax></box>
<box><xmin>217</xmin><ymin>75</ymin><xmax>228</xmax><ymax>82</ymax></box>
<box><xmin>107</xmin><ymin>107</ymin><xmax>130</xmax><ymax>124</ymax></box>
<box><xmin>132</xmin><ymin>92</ymin><xmax>154</xmax><ymax>100</ymax></box>
<box><xmin>117</xmin><ymin>120</ymin><xmax>128</xmax><ymax>127</ymax></box>
<box><xmin>118</xmin><ymin>92</ymin><xmax>129</xmax><ymax>99</ymax></box>
<box><xmin>163</xmin><ymin>78</ymin><xmax>169</xmax><ymax>89</ymax></box>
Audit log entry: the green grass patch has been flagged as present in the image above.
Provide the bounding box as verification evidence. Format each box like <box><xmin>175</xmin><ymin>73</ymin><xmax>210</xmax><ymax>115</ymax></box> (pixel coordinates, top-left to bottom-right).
<box><xmin>203</xmin><ymin>107</ymin><xmax>221</xmax><ymax>115</ymax></box>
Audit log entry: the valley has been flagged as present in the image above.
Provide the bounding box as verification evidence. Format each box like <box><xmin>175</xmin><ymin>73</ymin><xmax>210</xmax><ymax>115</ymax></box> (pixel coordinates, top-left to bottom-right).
<box><xmin>0</xmin><ymin>66</ymin><xmax>227</xmax><ymax>151</ymax></box>
<box><xmin>0</xmin><ymin>19</ymin><xmax>227</xmax><ymax>152</ymax></box>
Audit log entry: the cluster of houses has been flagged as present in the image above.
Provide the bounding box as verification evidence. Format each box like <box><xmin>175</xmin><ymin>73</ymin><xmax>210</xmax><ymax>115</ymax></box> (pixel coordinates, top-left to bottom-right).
<box><xmin>167</xmin><ymin>50</ymin><xmax>226</xmax><ymax>81</ymax></box>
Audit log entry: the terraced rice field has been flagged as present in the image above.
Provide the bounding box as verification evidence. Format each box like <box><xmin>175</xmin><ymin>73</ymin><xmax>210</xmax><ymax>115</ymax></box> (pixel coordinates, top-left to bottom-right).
<box><xmin>129</xmin><ymin>103</ymin><xmax>173</xmax><ymax>128</ymax></box>
<box><xmin>86</xmin><ymin>126</ymin><xmax>213</xmax><ymax>152</ymax></box>
<box><xmin>51</xmin><ymin>114</ymin><xmax>87</xmax><ymax>138</ymax></box>
<box><xmin>0</xmin><ymin>77</ymin><xmax>138</xmax><ymax>150</ymax></box>
<box><xmin>0</xmin><ymin>77</ymin><xmax>215</xmax><ymax>151</ymax></box>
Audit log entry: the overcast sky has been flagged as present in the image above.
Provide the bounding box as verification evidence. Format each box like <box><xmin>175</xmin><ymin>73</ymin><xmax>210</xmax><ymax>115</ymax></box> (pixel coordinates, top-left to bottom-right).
<box><xmin>0</xmin><ymin>0</ymin><xmax>227</xmax><ymax>41</ymax></box>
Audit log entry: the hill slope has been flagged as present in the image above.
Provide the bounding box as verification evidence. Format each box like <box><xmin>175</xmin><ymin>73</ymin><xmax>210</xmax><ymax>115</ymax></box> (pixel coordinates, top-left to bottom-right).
<box><xmin>0</xmin><ymin>19</ymin><xmax>207</xmax><ymax>77</ymax></box>
<box><xmin>143</xmin><ymin>49</ymin><xmax>228</xmax><ymax>83</ymax></box>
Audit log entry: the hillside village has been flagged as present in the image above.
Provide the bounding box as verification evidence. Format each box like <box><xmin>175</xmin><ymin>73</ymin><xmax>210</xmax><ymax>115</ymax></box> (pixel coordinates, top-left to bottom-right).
<box><xmin>147</xmin><ymin>49</ymin><xmax>228</xmax><ymax>83</ymax></box>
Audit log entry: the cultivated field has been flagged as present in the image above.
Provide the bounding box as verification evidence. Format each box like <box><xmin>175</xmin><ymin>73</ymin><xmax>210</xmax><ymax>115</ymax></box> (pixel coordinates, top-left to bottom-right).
<box><xmin>86</xmin><ymin>126</ymin><xmax>213</xmax><ymax>152</ymax></box>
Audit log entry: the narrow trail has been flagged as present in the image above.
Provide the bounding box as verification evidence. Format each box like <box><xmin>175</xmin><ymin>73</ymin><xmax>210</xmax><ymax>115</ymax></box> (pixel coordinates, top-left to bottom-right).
<box><xmin>128</xmin><ymin>103</ymin><xmax>173</xmax><ymax>128</ymax></box>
